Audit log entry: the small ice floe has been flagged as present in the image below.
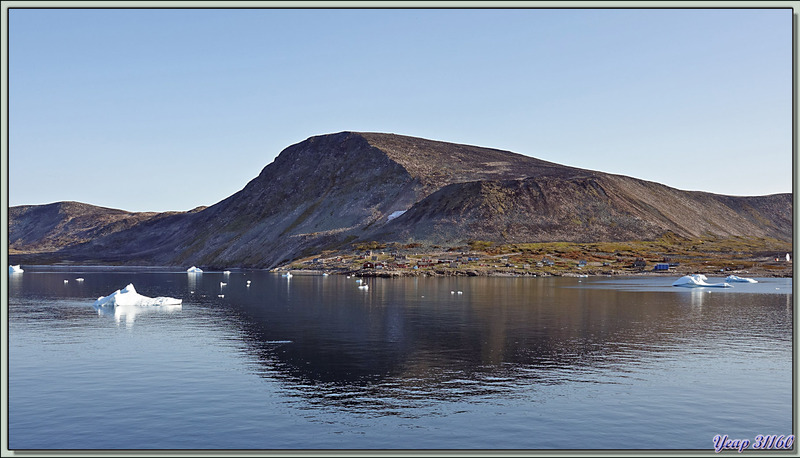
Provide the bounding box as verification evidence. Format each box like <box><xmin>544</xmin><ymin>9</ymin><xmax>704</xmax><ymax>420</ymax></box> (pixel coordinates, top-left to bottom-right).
<box><xmin>322</xmin><ymin>273</ymin><xmax>329</xmax><ymax>277</ymax></box>
<box><xmin>223</xmin><ymin>270</ymin><xmax>231</xmax><ymax>275</ymax></box>
<box><xmin>94</xmin><ymin>283</ymin><xmax>182</xmax><ymax>308</ymax></box>
<box><xmin>76</xmin><ymin>278</ymin><xmax>85</xmax><ymax>282</ymax></box>
<box><xmin>672</xmin><ymin>274</ymin><xmax>732</xmax><ymax>288</ymax></box>
<box><xmin>64</xmin><ymin>280</ymin><xmax>69</xmax><ymax>284</ymax></box>
<box><xmin>451</xmin><ymin>291</ymin><xmax>455</xmax><ymax>294</ymax></box>
<box><xmin>218</xmin><ymin>294</ymin><xmax>225</xmax><ymax>298</ymax></box>
<box><xmin>282</xmin><ymin>272</ymin><xmax>293</xmax><ymax>278</ymax></box>
<box><xmin>220</xmin><ymin>282</ymin><xmax>227</xmax><ymax>287</ymax></box>
<box><xmin>94</xmin><ymin>284</ymin><xmax>181</xmax><ymax>327</ymax></box>
<box><xmin>187</xmin><ymin>266</ymin><xmax>203</xmax><ymax>273</ymax></box>
<box><xmin>387</xmin><ymin>210</ymin><xmax>407</xmax><ymax>222</ymax></box>
<box><xmin>356</xmin><ymin>279</ymin><xmax>363</xmax><ymax>284</ymax></box>
<box><xmin>8</xmin><ymin>265</ymin><xmax>23</xmax><ymax>273</ymax></box>
<box><xmin>358</xmin><ymin>283</ymin><xmax>369</xmax><ymax>290</ymax></box>
<box><xmin>725</xmin><ymin>275</ymin><xmax>758</xmax><ymax>283</ymax></box>
<box><xmin>457</xmin><ymin>291</ymin><xmax>463</xmax><ymax>295</ymax></box>
<box><xmin>246</xmin><ymin>280</ymin><xmax>252</xmax><ymax>286</ymax></box>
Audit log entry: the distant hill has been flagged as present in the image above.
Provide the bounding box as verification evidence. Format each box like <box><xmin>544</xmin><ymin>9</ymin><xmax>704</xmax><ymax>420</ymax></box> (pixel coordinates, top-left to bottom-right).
<box><xmin>9</xmin><ymin>201</ymin><xmax>169</xmax><ymax>254</ymax></box>
<box><xmin>9</xmin><ymin>132</ymin><xmax>792</xmax><ymax>267</ymax></box>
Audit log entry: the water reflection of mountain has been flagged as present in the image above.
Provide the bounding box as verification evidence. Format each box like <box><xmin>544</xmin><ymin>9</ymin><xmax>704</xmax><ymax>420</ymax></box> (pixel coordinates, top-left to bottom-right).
<box><xmin>217</xmin><ymin>276</ymin><xmax>791</xmax><ymax>412</ymax></box>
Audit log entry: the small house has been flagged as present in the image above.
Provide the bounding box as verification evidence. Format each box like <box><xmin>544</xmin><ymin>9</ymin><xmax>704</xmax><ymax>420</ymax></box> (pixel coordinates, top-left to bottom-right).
<box><xmin>632</xmin><ymin>258</ymin><xmax>647</xmax><ymax>269</ymax></box>
<box><xmin>654</xmin><ymin>263</ymin><xmax>670</xmax><ymax>271</ymax></box>
<box><xmin>363</xmin><ymin>261</ymin><xmax>375</xmax><ymax>269</ymax></box>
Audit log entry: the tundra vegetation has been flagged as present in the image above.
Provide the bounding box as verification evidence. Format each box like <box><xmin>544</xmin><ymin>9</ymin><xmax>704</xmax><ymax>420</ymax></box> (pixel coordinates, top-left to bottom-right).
<box><xmin>277</xmin><ymin>233</ymin><xmax>792</xmax><ymax>278</ymax></box>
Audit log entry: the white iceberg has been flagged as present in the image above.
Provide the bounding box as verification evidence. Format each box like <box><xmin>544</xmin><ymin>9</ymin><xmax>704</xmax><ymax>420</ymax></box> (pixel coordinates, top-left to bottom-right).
<box><xmin>672</xmin><ymin>274</ymin><xmax>732</xmax><ymax>288</ymax></box>
<box><xmin>725</xmin><ymin>275</ymin><xmax>758</xmax><ymax>283</ymax></box>
<box><xmin>387</xmin><ymin>210</ymin><xmax>407</xmax><ymax>221</ymax></box>
<box><xmin>9</xmin><ymin>265</ymin><xmax>23</xmax><ymax>273</ymax></box>
<box><xmin>93</xmin><ymin>283</ymin><xmax>182</xmax><ymax>307</ymax></box>
<box><xmin>186</xmin><ymin>266</ymin><xmax>203</xmax><ymax>273</ymax></box>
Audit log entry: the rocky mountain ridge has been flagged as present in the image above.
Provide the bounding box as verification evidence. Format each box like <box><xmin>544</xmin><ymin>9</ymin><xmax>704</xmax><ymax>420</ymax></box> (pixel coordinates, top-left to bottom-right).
<box><xmin>9</xmin><ymin>131</ymin><xmax>793</xmax><ymax>267</ymax></box>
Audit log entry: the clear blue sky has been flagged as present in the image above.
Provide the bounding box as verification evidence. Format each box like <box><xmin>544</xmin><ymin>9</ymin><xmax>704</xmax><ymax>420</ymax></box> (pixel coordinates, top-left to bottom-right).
<box><xmin>9</xmin><ymin>7</ymin><xmax>793</xmax><ymax>212</ymax></box>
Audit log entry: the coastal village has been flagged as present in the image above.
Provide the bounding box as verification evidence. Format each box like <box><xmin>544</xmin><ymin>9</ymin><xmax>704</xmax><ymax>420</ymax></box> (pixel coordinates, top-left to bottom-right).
<box><xmin>274</xmin><ymin>235</ymin><xmax>793</xmax><ymax>278</ymax></box>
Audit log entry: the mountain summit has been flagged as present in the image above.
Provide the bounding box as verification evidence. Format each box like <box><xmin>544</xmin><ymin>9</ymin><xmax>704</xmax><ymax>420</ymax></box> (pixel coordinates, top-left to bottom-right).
<box><xmin>10</xmin><ymin>132</ymin><xmax>792</xmax><ymax>267</ymax></box>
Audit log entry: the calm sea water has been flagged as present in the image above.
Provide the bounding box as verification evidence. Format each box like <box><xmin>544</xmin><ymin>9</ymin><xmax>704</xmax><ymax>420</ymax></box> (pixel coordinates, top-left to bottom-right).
<box><xmin>8</xmin><ymin>268</ymin><xmax>794</xmax><ymax>451</ymax></box>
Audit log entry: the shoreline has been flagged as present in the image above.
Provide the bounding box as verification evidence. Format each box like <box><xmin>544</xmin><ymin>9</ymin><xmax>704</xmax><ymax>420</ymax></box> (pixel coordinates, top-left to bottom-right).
<box><xmin>280</xmin><ymin>267</ymin><xmax>792</xmax><ymax>279</ymax></box>
<box><xmin>10</xmin><ymin>264</ymin><xmax>793</xmax><ymax>278</ymax></box>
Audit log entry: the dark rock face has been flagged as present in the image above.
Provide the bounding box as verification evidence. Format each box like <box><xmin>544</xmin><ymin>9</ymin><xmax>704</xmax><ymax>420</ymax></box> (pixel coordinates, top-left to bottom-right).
<box><xmin>9</xmin><ymin>132</ymin><xmax>793</xmax><ymax>267</ymax></box>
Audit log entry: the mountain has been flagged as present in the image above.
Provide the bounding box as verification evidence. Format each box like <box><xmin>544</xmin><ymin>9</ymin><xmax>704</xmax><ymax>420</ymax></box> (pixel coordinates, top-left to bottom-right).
<box><xmin>379</xmin><ymin>173</ymin><xmax>792</xmax><ymax>245</ymax></box>
<box><xmin>9</xmin><ymin>132</ymin><xmax>792</xmax><ymax>267</ymax></box>
<box><xmin>10</xmin><ymin>201</ymin><xmax>167</xmax><ymax>254</ymax></box>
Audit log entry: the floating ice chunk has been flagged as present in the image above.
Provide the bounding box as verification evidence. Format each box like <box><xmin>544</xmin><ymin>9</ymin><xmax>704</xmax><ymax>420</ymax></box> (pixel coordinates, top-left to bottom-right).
<box><xmin>223</xmin><ymin>270</ymin><xmax>231</xmax><ymax>275</ymax></box>
<box><xmin>186</xmin><ymin>266</ymin><xmax>203</xmax><ymax>273</ymax></box>
<box><xmin>387</xmin><ymin>210</ymin><xmax>407</xmax><ymax>221</ymax></box>
<box><xmin>94</xmin><ymin>283</ymin><xmax>182</xmax><ymax>307</ymax></box>
<box><xmin>725</xmin><ymin>275</ymin><xmax>758</xmax><ymax>283</ymax></box>
<box><xmin>282</xmin><ymin>272</ymin><xmax>293</xmax><ymax>278</ymax></box>
<box><xmin>76</xmin><ymin>278</ymin><xmax>85</xmax><ymax>282</ymax></box>
<box><xmin>672</xmin><ymin>274</ymin><xmax>732</xmax><ymax>288</ymax></box>
<box><xmin>9</xmin><ymin>265</ymin><xmax>23</xmax><ymax>273</ymax></box>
